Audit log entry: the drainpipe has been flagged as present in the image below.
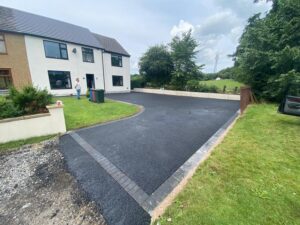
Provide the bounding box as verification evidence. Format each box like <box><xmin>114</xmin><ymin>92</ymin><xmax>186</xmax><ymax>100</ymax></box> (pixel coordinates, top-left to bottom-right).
<box><xmin>101</xmin><ymin>49</ymin><xmax>106</xmax><ymax>92</ymax></box>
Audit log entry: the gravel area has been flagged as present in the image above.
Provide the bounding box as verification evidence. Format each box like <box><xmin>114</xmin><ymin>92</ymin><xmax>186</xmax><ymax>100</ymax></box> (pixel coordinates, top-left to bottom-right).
<box><xmin>0</xmin><ymin>138</ymin><xmax>107</xmax><ymax>225</ymax></box>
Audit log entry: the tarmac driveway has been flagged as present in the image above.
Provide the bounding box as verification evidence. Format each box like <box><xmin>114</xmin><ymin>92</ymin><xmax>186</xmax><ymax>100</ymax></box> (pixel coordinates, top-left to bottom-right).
<box><xmin>59</xmin><ymin>92</ymin><xmax>239</xmax><ymax>225</ymax></box>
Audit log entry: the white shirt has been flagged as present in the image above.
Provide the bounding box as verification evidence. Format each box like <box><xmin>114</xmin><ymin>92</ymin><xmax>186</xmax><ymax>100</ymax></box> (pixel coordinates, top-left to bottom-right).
<box><xmin>75</xmin><ymin>82</ymin><xmax>81</xmax><ymax>90</ymax></box>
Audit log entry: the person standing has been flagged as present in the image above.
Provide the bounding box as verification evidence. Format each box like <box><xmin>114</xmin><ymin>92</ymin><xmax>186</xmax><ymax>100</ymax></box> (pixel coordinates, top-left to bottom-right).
<box><xmin>75</xmin><ymin>78</ymin><xmax>81</xmax><ymax>99</ymax></box>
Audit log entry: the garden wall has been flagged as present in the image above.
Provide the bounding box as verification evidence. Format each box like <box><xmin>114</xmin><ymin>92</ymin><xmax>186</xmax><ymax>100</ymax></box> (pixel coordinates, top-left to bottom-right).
<box><xmin>0</xmin><ymin>105</ymin><xmax>66</xmax><ymax>143</ymax></box>
<box><xmin>133</xmin><ymin>88</ymin><xmax>240</xmax><ymax>101</ymax></box>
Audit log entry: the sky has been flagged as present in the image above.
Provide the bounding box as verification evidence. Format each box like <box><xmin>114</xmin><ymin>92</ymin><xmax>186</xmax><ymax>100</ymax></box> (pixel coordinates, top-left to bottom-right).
<box><xmin>1</xmin><ymin>0</ymin><xmax>272</xmax><ymax>74</ymax></box>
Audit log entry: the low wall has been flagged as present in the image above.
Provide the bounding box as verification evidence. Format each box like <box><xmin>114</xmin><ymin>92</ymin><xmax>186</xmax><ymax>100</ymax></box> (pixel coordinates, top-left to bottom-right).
<box><xmin>133</xmin><ymin>88</ymin><xmax>240</xmax><ymax>101</ymax></box>
<box><xmin>0</xmin><ymin>105</ymin><xmax>66</xmax><ymax>143</ymax></box>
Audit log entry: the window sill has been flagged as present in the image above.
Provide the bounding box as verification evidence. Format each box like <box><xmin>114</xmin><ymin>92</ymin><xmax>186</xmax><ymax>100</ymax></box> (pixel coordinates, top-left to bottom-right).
<box><xmin>46</xmin><ymin>56</ymin><xmax>69</xmax><ymax>60</ymax></box>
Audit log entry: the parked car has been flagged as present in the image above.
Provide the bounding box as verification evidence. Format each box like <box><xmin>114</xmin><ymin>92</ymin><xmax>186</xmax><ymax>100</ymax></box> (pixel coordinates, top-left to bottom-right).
<box><xmin>278</xmin><ymin>95</ymin><xmax>300</xmax><ymax>117</ymax></box>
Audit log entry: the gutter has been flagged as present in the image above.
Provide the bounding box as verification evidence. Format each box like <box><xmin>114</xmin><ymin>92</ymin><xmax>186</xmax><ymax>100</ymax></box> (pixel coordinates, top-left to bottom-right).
<box><xmin>101</xmin><ymin>49</ymin><xmax>106</xmax><ymax>91</ymax></box>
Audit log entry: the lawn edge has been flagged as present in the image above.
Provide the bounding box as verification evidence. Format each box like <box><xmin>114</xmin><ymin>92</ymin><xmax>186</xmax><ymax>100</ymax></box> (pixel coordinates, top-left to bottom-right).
<box><xmin>66</xmin><ymin>99</ymin><xmax>144</xmax><ymax>133</ymax></box>
<box><xmin>150</xmin><ymin>109</ymin><xmax>241</xmax><ymax>223</ymax></box>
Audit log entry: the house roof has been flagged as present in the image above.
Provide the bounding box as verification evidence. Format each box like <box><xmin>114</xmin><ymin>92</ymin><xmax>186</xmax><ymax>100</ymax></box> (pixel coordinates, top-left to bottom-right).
<box><xmin>0</xmin><ymin>6</ymin><xmax>130</xmax><ymax>56</ymax></box>
<box><xmin>0</xmin><ymin>6</ymin><xmax>102</xmax><ymax>48</ymax></box>
<box><xmin>93</xmin><ymin>33</ymin><xmax>130</xmax><ymax>57</ymax></box>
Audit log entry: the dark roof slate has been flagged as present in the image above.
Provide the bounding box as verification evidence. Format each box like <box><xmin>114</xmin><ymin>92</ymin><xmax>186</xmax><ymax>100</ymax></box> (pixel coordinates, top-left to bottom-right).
<box><xmin>93</xmin><ymin>33</ymin><xmax>130</xmax><ymax>57</ymax></box>
<box><xmin>0</xmin><ymin>6</ymin><xmax>101</xmax><ymax>50</ymax></box>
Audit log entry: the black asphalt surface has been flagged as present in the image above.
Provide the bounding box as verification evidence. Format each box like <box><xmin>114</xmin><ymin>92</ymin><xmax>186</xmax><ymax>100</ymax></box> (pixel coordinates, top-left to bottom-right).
<box><xmin>59</xmin><ymin>92</ymin><xmax>239</xmax><ymax>225</ymax></box>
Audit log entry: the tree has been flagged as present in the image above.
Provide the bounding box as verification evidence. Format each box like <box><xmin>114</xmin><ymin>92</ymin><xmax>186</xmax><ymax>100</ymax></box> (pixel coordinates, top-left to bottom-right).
<box><xmin>169</xmin><ymin>30</ymin><xmax>203</xmax><ymax>90</ymax></box>
<box><xmin>234</xmin><ymin>0</ymin><xmax>300</xmax><ymax>102</ymax></box>
<box><xmin>215</xmin><ymin>67</ymin><xmax>239</xmax><ymax>80</ymax></box>
<box><xmin>139</xmin><ymin>45</ymin><xmax>173</xmax><ymax>87</ymax></box>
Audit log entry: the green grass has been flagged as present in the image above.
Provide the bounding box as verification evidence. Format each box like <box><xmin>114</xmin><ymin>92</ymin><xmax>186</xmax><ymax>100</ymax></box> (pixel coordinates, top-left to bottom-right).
<box><xmin>200</xmin><ymin>79</ymin><xmax>244</xmax><ymax>94</ymax></box>
<box><xmin>157</xmin><ymin>104</ymin><xmax>300</xmax><ymax>225</ymax></box>
<box><xmin>55</xmin><ymin>96</ymin><xmax>140</xmax><ymax>130</ymax></box>
<box><xmin>0</xmin><ymin>134</ymin><xmax>56</xmax><ymax>155</ymax></box>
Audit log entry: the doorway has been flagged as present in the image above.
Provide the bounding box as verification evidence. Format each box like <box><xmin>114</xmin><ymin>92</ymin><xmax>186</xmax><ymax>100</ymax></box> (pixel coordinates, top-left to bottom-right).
<box><xmin>86</xmin><ymin>74</ymin><xmax>95</xmax><ymax>89</ymax></box>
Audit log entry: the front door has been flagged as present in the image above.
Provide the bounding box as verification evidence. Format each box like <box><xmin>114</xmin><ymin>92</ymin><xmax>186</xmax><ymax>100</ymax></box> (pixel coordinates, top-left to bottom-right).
<box><xmin>86</xmin><ymin>74</ymin><xmax>95</xmax><ymax>89</ymax></box>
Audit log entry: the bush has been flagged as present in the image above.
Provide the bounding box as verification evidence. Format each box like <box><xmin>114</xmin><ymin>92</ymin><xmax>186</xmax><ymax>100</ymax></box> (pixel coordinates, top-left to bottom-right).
<box><xmin>131</xmin><ymin>75</ymin><xmax>146</xmax><ymax>89</ymax></box>
<box><xmin>186</xmin><ymin>80</ymin><xmax>218</xmax><ymax>93</ymax></box>
<box><xmin>0</xmin><ymin>99</ymin><xmax>22</xmax><ymax>119</ymax></box>
<box><xmin>265</xmin><ymin>70</ymin><xmax>300</xmax><ymax>102</ymax></box>
<box><xmin>8</xmin><ymin>86</ymin><xmax>53</xmax><ymax>115</ymax></box>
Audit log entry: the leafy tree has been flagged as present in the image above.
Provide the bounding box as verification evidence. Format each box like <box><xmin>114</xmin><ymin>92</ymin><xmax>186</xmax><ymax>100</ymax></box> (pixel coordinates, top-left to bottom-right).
<box><xmin>215</xmin><ymin>67</ymin><xmax>236</xmax><ymax>79</ymax></box>
<box><xmin>234</xmin><ymin>0</ymin><xmax>300</xmax><ymax>102</ymax></box>
<box><xmin>139</xmin><ymin>45</ymin><xmax>173</xmax><ymax>87</ymax></box>
<box><xmin>170</xmin><ymin>30</ymin><xmax>203</xmax><ymax>89</ymax></box>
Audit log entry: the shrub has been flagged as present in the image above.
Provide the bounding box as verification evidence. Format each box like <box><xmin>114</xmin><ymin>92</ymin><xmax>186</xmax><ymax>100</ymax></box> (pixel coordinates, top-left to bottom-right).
<box><xmin>0</xmin><ymin>99</ymin><xmax>22</xmax><ymax>119</ymax></box>
<box><xmin>8</xmin><ymin>86</ymin><xmax>52</xmax><ymax>115</ymax></box>
<box><xmin>131</xmin><ymin>75</ymin><xmax>146</xmax><ymax>89</ymax></box>
<box><xmin>186</xmin><ymin>80</ymin><xmax>218</xmax><ymax>93</ymax></box>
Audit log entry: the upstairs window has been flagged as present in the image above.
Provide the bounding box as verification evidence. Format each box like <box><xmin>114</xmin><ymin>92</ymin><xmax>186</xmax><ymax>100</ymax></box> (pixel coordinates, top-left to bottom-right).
<box><xmin>82</xmin><ymin>47</ymin><xmax>94</xmax><ymax>63</ymax></box>
<box><xmin>111</xmin><ymin>54</ymin><xmax>122</xmax><ymax>67</ymax></box>
<box><xmin>44</xmin><ymin>40</ymin><xmax>68</xmax><ymax>59</ymax></box>
<box><xmin>0</xmin><ymin>34</ymin><xmax>7</xmax><ymax>54</ymax></box>
<box><xmin>112</xmin><ymin>75</ymin><xmax>123</xmax><ymax>86</ymax></box>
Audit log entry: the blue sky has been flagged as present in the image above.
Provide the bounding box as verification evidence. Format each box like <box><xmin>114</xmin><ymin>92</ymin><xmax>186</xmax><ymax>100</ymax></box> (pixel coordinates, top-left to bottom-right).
<box><xmin>1</xmin><ymin>0</ymin><xmax>272</xmax><ymax>73</ymax></box>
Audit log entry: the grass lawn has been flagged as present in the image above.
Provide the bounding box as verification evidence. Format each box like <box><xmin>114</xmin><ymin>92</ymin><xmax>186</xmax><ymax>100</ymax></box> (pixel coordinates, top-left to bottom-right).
<box><xmin>157</xmin><ymin>104</ymin><xmax>300</xmax><ymax>225</ymax></box>
<box><xmin>0</xmin><ymin>134</ymin><xmax>56</xmax><ymax>155</ymax></box>
<box><xmin>200</xmin><ymin>79</ymin><xmax>244</xmax><ymax>94</ymax></box>
<box><xmin>54</xmin><ymin>96</ymin><xmax>140</xmax><ymax>130</ymax></box>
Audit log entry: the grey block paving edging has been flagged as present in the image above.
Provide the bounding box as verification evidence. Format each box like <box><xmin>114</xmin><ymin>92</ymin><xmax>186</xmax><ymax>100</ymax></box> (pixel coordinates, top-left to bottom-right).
<box><xmin>68</xmin><ymin>132</ymin><xmax>153</xmax><ymax>212</ymax></box>
<box><xmin>66</xmin><ymin>107</ymin><xmax>240</xmax><ymax>222</ymax></box>
<box><xmin>145</xmin><ymin>109</ymin><xmax>241</xmax><ymax>219</ymax></box>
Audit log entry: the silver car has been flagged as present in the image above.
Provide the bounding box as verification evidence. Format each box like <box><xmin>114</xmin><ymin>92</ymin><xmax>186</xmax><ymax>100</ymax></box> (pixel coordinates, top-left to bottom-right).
<box><xmin>279</xmin><ymin>95</ymin><xmax>300</xmax><ymax>117</ymax></box>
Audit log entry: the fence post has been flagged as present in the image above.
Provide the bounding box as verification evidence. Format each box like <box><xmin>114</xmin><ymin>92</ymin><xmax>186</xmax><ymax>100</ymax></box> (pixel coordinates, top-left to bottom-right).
<box><xmin>223</xmin><ymin>85</ymin><xmax>227</xmax><ymax>93</ymax></box>
<box><xmin>234</xmin><ymin>86</ymin><xmax>238</xmax><ymax>94</ymax></box>
<box><xmin>240</xmin><ymin>86</ymin><xmax>253</xmax><ymax>114</ymax></box>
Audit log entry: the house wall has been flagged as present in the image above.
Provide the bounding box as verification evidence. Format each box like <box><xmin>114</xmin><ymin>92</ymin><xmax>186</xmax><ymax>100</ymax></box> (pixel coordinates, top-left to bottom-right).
<box><xmin>102</xmin><ymin>52</ymin><xmax>130</xmax><ymax>93</ymax></box>
<box><xmin>24</xmin><ymin>35</ymin><xmax>104</xmax><ymax>96</ymax></box>
<box><xmin>0</xmin><ymin>33</ymin><xmax>32</xmax><ymax>88</ymax></box>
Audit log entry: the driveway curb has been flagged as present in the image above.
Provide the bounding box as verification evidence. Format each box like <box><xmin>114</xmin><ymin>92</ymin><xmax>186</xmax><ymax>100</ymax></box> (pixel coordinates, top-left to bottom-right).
<box><xmin>149</xmin><ymin>110</ymin><xmax>241</xmax><ymax>222</ymax></box>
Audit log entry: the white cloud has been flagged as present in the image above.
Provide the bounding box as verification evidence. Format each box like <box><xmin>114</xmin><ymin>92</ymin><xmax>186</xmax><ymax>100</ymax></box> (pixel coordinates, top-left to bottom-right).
<box><xmin>170</xmin><ymin>0</ymin><xmax>272</xmax><ymax>73</ymax></box>
<box><xmin>213</xmin><ymin>0</ymin><xmax>272</xmax><ymax>18</ymax></box>
<box><xmin>170</xmin><ymin>20</ymin><xmax>194</xmax><ymax>37</ymax></box>
<box><xmin>196</xmin><ymin>10</ymin><xmax>240</xmax><ymax>36</ymax></box>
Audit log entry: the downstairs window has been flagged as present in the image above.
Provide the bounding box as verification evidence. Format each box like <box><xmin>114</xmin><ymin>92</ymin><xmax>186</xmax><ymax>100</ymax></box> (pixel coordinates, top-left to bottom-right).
<box><xmin>48</xmin><ymin>71</ymin><xmax>72</xmax><ymax>89</ymax></box>
<box><xmin>0</xmin><ymin>69</ymin><xmax>12</xmax><ymax>90</ymax></box>
<box><xmin>112</xmin><ymin>75</ymin><xmax>123</xmax><ymax>86</ymax></box>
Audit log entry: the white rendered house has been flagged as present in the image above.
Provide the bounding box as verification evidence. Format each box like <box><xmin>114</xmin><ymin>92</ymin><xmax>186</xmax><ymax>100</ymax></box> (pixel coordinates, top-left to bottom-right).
<box><xmin>0</xmin><ymin>6</ymin><xmax>130</xmax><ymax>95</ymax></box>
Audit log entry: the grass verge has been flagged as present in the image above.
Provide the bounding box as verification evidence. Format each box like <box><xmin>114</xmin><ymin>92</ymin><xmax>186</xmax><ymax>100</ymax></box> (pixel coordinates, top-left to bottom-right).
<box><xmin>54</xmin><ymin>96</ymin><xmax>140</xmax><ymax>130</ymax></box>
<box><xmin>157</xmin><ymin>104</ymin><xmax>300</xmax><ymax>225</ymax></box>
<box><xmin>0</xmin><ymin>134</ymin><xmax>56</xmax><ymax>155</ymax></box>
